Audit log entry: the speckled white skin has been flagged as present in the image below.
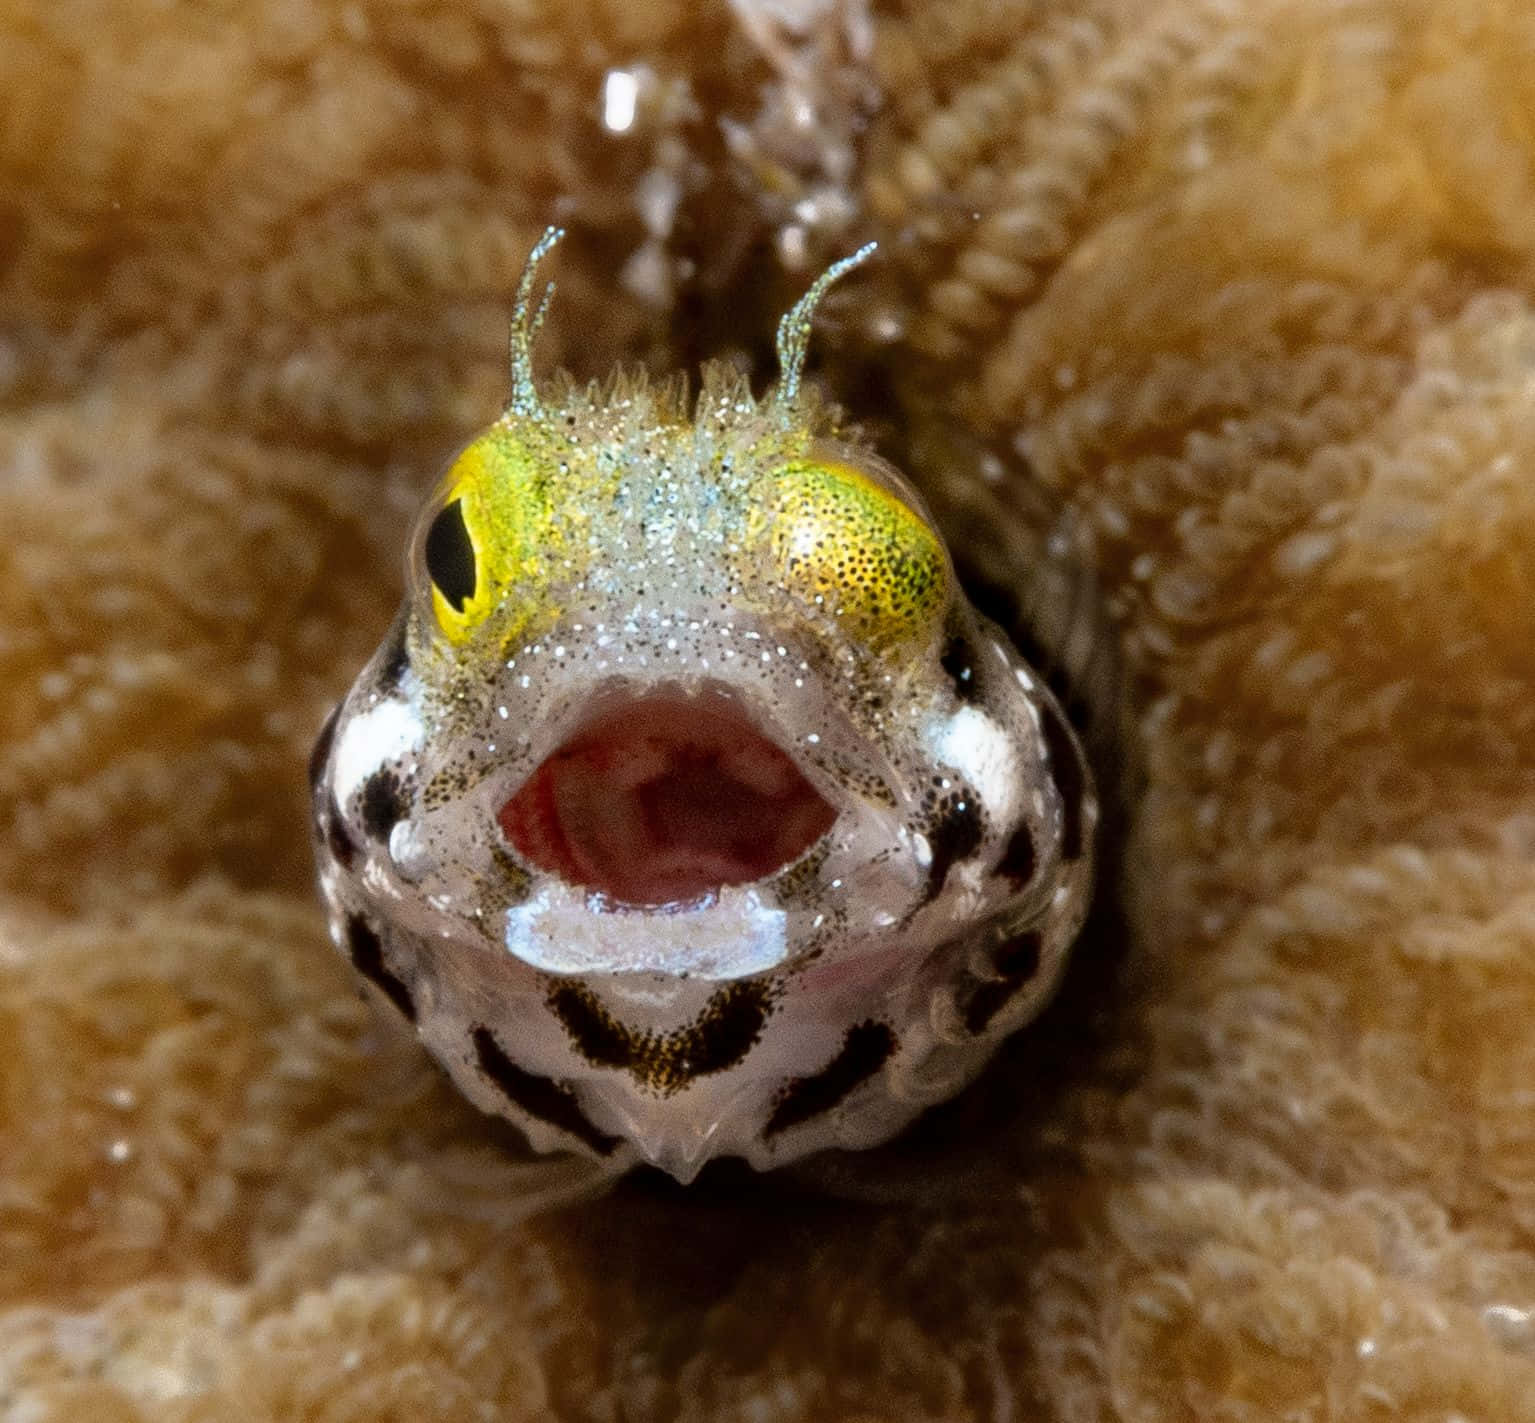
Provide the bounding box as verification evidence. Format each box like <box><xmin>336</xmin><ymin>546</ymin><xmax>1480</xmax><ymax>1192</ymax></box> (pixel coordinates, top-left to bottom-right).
<box><xmin>309</xmin><ymin>246</ymin><xmax>1099</xmax><ymax>1182</ymax></box>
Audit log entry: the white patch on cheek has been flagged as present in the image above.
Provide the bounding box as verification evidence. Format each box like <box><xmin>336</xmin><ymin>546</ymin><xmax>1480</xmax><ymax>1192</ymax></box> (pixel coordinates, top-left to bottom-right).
<box><xmin>331</xmin><ymin>698</ymin><xmax>424</xmax><ymax>806</ymax></box>
<box><xmin>932</xmin><ymin>706</ymin><xmax>1020</xmax><ymax>822</ymax></box>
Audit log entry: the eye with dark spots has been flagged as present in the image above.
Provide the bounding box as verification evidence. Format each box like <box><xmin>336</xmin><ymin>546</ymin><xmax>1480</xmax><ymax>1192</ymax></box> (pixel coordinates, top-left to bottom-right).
<box><xmin>424</xmin><ymin>498</ymin><xmax>477</xmax><ymax>612</ymax></box>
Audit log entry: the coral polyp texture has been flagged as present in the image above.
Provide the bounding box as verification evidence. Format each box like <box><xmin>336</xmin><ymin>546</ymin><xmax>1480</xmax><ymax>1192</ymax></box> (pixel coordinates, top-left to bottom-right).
<box><xmin>5</xmin><ymin>0</ymin><xmax>1535</xmax><ymax>1418</ymax></box>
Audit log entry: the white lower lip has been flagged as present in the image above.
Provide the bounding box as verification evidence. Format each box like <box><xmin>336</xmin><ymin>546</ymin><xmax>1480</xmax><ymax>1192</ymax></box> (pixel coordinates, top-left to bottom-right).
<box><xmin>503</xmin><ymin>880</ymin><xmax>790</xmax><ymax>979</ymax></box>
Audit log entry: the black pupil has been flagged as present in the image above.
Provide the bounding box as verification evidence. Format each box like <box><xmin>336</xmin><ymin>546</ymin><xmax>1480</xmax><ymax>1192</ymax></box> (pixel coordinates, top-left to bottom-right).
<box><xmin>424</xmin><ymin>498</ymin><xmax>477</xmax><ymax>612</ymax></box>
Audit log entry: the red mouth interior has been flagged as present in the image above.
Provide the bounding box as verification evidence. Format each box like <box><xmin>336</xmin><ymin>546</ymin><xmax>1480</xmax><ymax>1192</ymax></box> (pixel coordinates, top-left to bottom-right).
<box><xmin>499</xmin><ymin>693</ymin><xmax>838</xmax><ymax>907</ymax></box>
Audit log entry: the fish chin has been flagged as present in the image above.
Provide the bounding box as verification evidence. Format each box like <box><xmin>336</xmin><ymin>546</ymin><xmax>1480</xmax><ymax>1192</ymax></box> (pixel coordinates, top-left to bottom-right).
<box><xmin>503</xmin><ymin>882</ymin><xmax>793</xmax><ymax>979</ymax></box>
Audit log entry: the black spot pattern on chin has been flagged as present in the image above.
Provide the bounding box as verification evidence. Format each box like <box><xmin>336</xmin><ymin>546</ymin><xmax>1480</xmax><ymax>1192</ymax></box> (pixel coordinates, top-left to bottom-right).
<box><xmin>472</xmin><ymin>1026</ymin><xmax>619</xmax><ymax>1156</ymax></box>
<box><xmin>546</xmin><ymin>981</ymin><xmax>772</xmax><ymax>1095</ymax></box>
<box><xmin>1039</xmin><ymin>700</ymin><xmax>1086</xmax><ymax>860</ymax></box>
<box><xmin>939</xmin><ymin>633</ymin><xmax>980</xmax><ymax>703</ymax></box>
<box><xmin>307</xmin><ymin>704</ymin><xmax>339</xmax><ymax>794</ymax></box>
<box><xmin>345</xmin><ymin>914</ymin><xmax>417</xmax><ymax>1022</ymax></box>
<box><xmin>926</xmin><ymin>793</ymin><xmax>984</xmax><ymax>898</ymax></box>
<box><xmin>764</xmin><ymin>1020</ymin><xmax>896</xmax><ymax>1138</ymax></box>
<box><xmin>963</xmin><ymin>929</ymin><xmax>1043</xmax><ymax>1034</ymax></box>
<box><xmin>359</xmin><ymin>766</ymin><xmax>407</xmax><ymax>842</ymax></box>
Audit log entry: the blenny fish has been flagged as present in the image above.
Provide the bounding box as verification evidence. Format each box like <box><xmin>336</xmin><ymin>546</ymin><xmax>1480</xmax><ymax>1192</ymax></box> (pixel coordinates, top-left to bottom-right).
<box><xmin>309</xmin><ymin>229</ymin><xmax>1100</xmax><ymax>1182</ymax></box>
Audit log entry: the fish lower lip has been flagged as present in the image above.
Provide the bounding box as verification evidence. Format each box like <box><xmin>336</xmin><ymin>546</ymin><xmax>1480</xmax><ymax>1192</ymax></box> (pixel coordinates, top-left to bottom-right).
<box><xmin>498</xmin><ymin>688</ymin><xmax>837</xmax><ymax>907</ymax></box>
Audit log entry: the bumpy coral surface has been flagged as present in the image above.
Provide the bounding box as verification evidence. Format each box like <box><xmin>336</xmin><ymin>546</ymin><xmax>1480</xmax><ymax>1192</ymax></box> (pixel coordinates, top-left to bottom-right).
<box><xmin>5</xmin><ymin>0</ymin><xmax>1535</xmax><ymax>1417</ymax></box>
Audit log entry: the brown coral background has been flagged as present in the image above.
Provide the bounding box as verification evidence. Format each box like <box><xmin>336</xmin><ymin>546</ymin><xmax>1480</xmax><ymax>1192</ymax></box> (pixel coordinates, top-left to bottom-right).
<box><xmin>5</xmin><ymin>0</ymin><xmax>1535</xmax><ymax>1417</ymax></box>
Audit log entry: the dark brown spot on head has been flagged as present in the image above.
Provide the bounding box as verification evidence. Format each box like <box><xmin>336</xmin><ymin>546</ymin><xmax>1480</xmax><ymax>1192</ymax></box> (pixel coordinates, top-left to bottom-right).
<box><xmin>472</xmin><ymin>1026</ymin><xmax>618</xmax><ymax>1155</ymax></box>
<box><xmin>765</xmin><ymin>1020</ymin><xmax>896</xmax><ymax>1138</ymax></box>
<box><xmin>940</xmin><ymin>632</ymin><xmax>980</xmax><ymax>703</ymax></box>
<box><xmin>767</xmin><ymin>837</ymin><xmax>831</xmax><ymax>907</ymax></box>
<box><xmin>345</xmin><ymin>914</ymin><xmax>416</xmax><ymax>1022</ymax></box>
<box><xmin>359</xmin><ymin>766</ymin><xmax>407</xmax><ymax>842</ymax></box>
<box><xmin>926</xmin><ymin>792</ymin><xmax>984</xmax><ymax>897</ymax></box>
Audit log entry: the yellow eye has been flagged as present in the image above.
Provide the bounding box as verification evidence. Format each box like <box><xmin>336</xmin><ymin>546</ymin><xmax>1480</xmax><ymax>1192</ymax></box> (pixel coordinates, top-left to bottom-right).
<box><xmin>415</xmin><ymin>423</ymin><xmax>562</xmax><ymax>648</ymax></box>
<box><xmin>764</xmin><ymin>458</ymin><xmax>950</xmax><ymax>650</ymax></box>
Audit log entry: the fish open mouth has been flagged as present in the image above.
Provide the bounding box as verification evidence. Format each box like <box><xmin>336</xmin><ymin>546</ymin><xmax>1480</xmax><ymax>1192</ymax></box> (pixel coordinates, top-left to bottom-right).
<box><xmin>499</xmin><ymin>690</ymin><xmax>838</xmax><ymax>907</ymax></box>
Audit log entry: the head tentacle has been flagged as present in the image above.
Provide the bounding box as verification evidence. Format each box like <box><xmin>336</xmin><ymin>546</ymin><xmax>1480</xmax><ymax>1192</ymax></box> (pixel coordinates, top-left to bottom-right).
<box><xmin>508</xmin><ymin>225</ymin><xmax>565</xmax><ymax>418</ymax></box>
<box><xmin>773</xmin><ymin>241</ymin><xmax>877</xmax><ymax>412</ymax></box>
